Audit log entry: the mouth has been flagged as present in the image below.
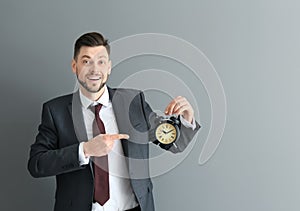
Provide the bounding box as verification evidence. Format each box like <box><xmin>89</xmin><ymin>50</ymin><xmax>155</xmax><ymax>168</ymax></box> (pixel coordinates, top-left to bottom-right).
<box><xmin>87</xmin><ymin>76</ymin><xmax>101</xmax><ymax>81</ymax></box>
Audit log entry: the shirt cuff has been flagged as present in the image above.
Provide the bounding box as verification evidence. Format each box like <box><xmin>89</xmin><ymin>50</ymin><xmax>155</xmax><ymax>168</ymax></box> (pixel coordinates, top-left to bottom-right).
<box><xmin>180</xmin><ymin>115</ymin><xmax>196</xmax><ymax>130</ymax></box>
<box><xmin>78</xmin><ymin>142</ymin><xmax>90</xmax><ymax>165</ymax></box>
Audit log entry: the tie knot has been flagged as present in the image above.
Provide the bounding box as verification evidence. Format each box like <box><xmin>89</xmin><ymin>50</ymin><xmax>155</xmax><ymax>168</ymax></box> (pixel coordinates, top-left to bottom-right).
<box><xmin>94</xmin><ymin>104</ymin><xmax>103</xmax><ymax>114</ymax></box>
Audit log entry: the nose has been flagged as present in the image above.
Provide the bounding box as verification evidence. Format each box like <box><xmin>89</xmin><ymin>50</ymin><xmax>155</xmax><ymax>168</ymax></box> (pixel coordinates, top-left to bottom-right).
<box><xmin>89</xmin><ymin>63</ymin><xmax>101</xmax><ymax>74</ymax></box>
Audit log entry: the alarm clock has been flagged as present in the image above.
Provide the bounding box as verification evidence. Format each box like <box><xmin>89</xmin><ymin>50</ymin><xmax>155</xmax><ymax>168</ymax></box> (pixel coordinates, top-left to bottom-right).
<box><xmin>153</xmin><ymin>115</ymin><xmax>181</xmax><ymax>150</ymax></box>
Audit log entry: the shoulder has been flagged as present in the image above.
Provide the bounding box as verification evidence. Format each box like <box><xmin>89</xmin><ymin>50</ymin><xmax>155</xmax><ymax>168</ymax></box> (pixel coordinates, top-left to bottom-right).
<box><xmin>109</xmin><ymin>87</ymin><xmax>143</xmax><ymax>98</ymax></box>
<box><xmin>108</xmin><ymin>87</ymin><xmax>148</xmax><ymax>107</ymax></box>
<box><xmin>43</xmin><ymin>93</ymin><xmax>73</xmax><ymax>108</ymax></box>
<box><xmin>108</xmin><ymin>88</ymin><xmax>142</xmax><ymax>95</ymax></box>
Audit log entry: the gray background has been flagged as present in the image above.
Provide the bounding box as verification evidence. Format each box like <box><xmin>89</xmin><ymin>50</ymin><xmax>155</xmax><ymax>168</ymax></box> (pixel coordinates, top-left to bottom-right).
<box><xmin>1</xmin><ymin>0</ymin><xmax>300</xmax><ymax>210</ymax></box>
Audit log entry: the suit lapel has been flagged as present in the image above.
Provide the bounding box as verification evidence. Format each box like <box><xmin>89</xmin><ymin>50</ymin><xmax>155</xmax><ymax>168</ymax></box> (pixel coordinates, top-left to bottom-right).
<box><xmin>108</xmin><ymin>88</ymin><xmax>131</xmax><ymax>158</ymax></box>
<box><xmin>67</xmin><ymin>91</ymin><xmax>88</xmax><ymax>143</ymax></box>
<box><xmin>109</xmin><ymin>88</ymin><xmax>152</xmax><ymax>180</ymax></box>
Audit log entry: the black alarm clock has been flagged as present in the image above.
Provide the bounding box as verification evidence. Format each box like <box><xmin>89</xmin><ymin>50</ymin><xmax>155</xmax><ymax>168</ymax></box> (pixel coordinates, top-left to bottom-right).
<box><xmin>153</xmin><ymin>115</ymin><xmax>181</xmax><ymax>150</ymax></box>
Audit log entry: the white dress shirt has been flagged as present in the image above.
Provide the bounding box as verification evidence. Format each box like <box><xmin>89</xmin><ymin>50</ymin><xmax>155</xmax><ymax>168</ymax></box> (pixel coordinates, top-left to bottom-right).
<box><xmin>78</xmin><ymin>86</ymin><xmax>138</xmax><ymax>211</ymax></box>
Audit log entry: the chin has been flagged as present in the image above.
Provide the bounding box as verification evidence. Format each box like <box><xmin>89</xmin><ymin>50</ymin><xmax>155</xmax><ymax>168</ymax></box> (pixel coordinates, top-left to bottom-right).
<box><xmin>89</xmin><ymin>87</ymin><xmax>101</xmax><ymax>93</ymax></box>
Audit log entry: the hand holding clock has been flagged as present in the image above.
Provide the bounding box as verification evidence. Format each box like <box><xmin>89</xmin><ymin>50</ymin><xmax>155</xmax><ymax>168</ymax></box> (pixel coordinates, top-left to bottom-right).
<box><xmin>164</xmin><ymin>96</ymin><xmax>195</xmax><ymax>124</ymax></box>
<box><xmin>154</xmin><ymin>96</ymin><xmax>195</xmax><ymax>148</ymax></box>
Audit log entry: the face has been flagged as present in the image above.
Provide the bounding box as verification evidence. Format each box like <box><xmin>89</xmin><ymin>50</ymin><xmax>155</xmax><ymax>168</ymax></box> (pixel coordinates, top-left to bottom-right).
<box><xmin>72</xmin><ymin>46</ymin><xmax>111</xmax><ymax>95</ymax></box>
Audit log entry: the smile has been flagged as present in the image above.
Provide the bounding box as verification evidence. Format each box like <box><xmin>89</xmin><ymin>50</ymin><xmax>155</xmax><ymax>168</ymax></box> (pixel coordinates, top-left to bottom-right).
<box><xmin>87</xmin><ymin>76</ymin><xmax>101</xmax><ymax>81</ymax></box>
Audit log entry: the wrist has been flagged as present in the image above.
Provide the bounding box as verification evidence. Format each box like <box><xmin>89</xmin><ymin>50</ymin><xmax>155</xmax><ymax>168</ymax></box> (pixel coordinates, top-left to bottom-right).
<box><xmin>83</xmin><ymin>142</ymin><xmax>90</xmax><ymax>158</ymax></box>
<box><xmin>183</xmin><ymin>115</ymin><xmax>193</xmax><ymax>124</ymax></box>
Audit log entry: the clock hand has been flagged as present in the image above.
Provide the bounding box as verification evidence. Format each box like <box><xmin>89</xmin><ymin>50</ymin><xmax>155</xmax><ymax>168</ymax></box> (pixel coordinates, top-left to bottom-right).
<box><xmin>165</xmin><ymin>129</ymin><xmax>174</xmax><ymax>134</ymax></box>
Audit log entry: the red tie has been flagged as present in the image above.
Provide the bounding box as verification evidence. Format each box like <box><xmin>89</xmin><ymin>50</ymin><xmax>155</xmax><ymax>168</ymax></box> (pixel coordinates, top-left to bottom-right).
<box><xmin>93</xmin><ymin>104</ymin><xmax>109</xmax><ymax>205</ymax></box>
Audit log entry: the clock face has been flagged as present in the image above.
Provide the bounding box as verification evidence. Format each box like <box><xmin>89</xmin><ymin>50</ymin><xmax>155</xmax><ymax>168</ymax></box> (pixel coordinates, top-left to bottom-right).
<box><xmin>155</xmin><ymin>122</ymin><xmax>177</xmax><ymax>145</ymax></box>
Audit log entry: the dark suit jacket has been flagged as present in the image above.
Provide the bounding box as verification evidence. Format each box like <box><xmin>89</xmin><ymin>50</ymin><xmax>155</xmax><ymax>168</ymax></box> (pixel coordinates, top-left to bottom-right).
<box><xmin>28</xmin><ymin>87</ymin><xmax>200</xmax><ymax>211</ymax></box>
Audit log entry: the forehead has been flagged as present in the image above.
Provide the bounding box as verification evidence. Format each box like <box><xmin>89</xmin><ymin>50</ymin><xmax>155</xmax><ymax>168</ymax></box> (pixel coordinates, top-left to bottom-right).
<box><xmin>78</xmin><ymin>46</ymin><xmax>109</xmax><ymax>59</ymax></box>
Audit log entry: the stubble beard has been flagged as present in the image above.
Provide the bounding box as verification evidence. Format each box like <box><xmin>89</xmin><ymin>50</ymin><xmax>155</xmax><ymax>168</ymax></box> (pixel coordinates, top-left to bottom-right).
<box><xmin>77</xmin><ymin>74</ymin><xmax>108</xmax><ymax>94</ymax></box>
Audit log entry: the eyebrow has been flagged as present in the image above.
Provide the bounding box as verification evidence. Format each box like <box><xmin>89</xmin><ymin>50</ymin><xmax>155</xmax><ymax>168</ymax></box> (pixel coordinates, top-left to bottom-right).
<box><xmin>80</xmin><ymin>55</ymin><xmax>91</xmax><ymax>59</ymax></box>
<box><xmin>80</xmin><ymin>55</ymin><xmax>108</xmax><ymax>60</ymax></box>
<box><xmin>97</xmin><ymin>55</ymin><xmax>108</xmax><ymax>59</ymax></box>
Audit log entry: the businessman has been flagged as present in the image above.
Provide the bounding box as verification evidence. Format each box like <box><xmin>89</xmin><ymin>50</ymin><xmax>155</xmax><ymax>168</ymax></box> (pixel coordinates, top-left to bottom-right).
<box><xmin>28</xmin><ymin>32</ymin><xmax>200</xmax><ymax>211</ymax></box>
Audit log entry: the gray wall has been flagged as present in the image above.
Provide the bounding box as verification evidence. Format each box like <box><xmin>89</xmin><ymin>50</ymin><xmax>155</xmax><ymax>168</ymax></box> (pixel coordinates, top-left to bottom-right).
<box><xmin>1</xmin><ymin>0</ymin><xmax>300</xmax><ymax>210</ymax></box>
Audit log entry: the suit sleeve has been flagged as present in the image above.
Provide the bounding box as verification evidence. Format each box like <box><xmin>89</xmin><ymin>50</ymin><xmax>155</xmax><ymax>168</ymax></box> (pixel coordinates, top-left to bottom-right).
<box><xmin>139</xmin><ymin>91</ymin><xmax>201</xmax><ymax>153</ymax></box>
<box><xmin>28</xmin><ymin>103</ymin><xmax>84</xmax><ymax>178</ymax></box>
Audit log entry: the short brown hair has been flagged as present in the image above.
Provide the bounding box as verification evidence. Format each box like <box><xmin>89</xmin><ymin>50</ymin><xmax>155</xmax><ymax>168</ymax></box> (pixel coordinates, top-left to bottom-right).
<box><xmin>73</xmin><ymin>32</ymin><xmax>110</xmax><ymax>60</ymax></box>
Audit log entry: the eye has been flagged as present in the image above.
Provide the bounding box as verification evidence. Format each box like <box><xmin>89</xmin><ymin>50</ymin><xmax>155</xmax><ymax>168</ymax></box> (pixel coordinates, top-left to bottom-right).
<box><xmin>83</xmin><ymin>60</ymin><xmax>92</xmax><ymax>65</ymax></box>
<box><xmin>98</xmin><ymin>60</ymin><xmax>106</xmax><ymax>65</ymax></box>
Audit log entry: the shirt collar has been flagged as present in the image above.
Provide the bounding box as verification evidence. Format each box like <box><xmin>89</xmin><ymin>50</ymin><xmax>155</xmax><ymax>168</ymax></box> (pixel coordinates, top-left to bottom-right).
<box><xmin>79</xmin><ymin>85</ymin><xmax>110</xmax><ymax>109</ymax></box>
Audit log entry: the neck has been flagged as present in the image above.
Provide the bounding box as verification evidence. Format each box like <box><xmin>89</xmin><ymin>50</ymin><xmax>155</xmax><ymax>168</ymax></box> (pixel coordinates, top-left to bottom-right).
<box><xmin>80</xmin><ymin>86</ymin><xmax>105</xmax><ymax>101</ymax></box>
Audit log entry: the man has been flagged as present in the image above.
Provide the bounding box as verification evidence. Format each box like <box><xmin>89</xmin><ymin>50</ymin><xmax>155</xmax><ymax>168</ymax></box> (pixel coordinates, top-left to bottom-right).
<box><xmin>28</xmin><ymin>32</ymin><xmax>200</xmax><ymax>211</ymax></box>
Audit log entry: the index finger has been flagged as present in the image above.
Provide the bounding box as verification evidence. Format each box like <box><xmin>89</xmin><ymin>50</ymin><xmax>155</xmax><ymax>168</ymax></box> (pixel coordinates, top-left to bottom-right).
<box><xmin>104</xmin><ymin>134</ymin><xmax>130</xmax><ymax>140</ymax></box>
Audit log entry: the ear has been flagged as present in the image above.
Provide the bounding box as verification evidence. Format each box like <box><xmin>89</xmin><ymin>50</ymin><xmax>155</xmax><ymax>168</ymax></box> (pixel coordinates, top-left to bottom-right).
<box><xmin>71</xmin><ymin>59</ymin><xmax>76</xmax><ymax>74</ymax></box>
<box><xmin>107</xmin><ymin>60</ymin><xmax>112</xmax><ymax>75</ymax></box>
